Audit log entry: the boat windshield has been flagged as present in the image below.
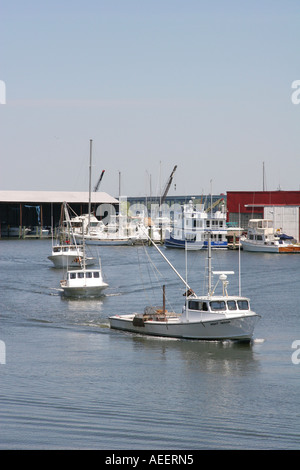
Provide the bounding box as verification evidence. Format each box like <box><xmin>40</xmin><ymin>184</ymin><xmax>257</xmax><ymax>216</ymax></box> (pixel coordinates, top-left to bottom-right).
<box><xmin>227</xmin><ymin>300</ymin><xmax>237</xmax><ymax>310</ymax></box>
<box><xmin>68</xmin><ymin>271</ymin><xmax>101</xmax><ymax>279</ymax></box>
<box><xmin>188</xmin><ymin>300</ymin><xmax>208</xmax><ymax>311</ymax></box>
<box><xmin>210</xmin><ymin>301</ymin><xmax>226</xmax><ymax>311</ymax></box>
<box><xmin>237</xmin><ymin>300</ymin><xmax>249</xmax><ymax>310</ymax></box>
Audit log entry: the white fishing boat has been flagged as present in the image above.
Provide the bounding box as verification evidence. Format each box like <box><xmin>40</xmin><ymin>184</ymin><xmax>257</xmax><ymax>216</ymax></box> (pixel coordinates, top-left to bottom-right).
<box><xmin>48</xmin><ymin>243</ymin><xmax>95</xmax><ymax>268</ymax></box>
<box><xmin>165</xmin><ymin>200</ymin><xmax>227</xmax><ymax>250</ymax></box>
<box><xmin>109</xmin><ymin>233</ymin><xmax>260</xmax><ymax>341</ymax></box>
<box><xmin>60</xmin><ymin>266</ymin><xmax>108</xmax><ymax>297</ymax></box>
<box><xmin>240</xmin><ymin>219</ymin><xmax>300</xmax><ymax>253</ymax></box>
<box><xmin>48</xmin><ymin>202</ymin><xmax>95</xmax><ymax>268</ymax></box>
<box><xmin>60</xmin><ymin>225</ymin><xmax>108</xmax><ymax>298</ymax></box>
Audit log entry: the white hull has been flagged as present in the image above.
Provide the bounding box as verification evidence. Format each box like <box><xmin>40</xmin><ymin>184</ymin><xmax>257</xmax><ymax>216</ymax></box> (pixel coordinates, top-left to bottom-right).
<box><xmin>109</xmin><ymin>312</ymin><xmax>259</xmax><ymax>341</ymax></box>
<box><xmin>48</xmin><ymin>254</ymin><xmax>94</xmax><ymax>268</ymax></box>
<box><xmin>74</xmin><ymin>234</ymin><xmax>135</xmax><ymax>246</ymax></box>
<box><xmin>85</xmin><ymin>237</ymin><xmax>135</xmax><ymax>246</ymax></box>
<box><xmin>61</xmin><ymin>284</ymin><xmax>108</xmax><ymax>297</ymax></box>
<box><xmin>241</xmin><ymin>240</ymin><xmax>279</xmax><ymax>253</ymax></box>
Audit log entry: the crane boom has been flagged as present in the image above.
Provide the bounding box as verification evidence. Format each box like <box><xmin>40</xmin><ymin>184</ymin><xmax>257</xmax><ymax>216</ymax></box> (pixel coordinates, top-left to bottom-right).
<box><xmin>160</xmin><ymin>165</ymin><xmax>177</xmax><ymax>204</ymax></box>
<box><xmin>94</xmin><ymin>170</ymin><xmax>105</xmax><ymax>192</ymax></box>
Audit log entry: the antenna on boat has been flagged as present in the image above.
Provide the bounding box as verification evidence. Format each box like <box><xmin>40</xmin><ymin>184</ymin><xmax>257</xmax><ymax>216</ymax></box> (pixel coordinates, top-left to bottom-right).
<box><xmin>88</xmin><ymin>139</ymin><xmax>92</xmax><ymax>232</ymax></box>
<box><xmin>208</xmin><ymin>231</ymin><xmax>212</xmax><ymax>295</ymax></box>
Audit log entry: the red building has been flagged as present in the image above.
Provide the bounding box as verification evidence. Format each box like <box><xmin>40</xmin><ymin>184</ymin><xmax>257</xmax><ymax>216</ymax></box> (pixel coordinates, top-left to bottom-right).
<box><xmin>227</xmin><ymin>191</ymin><xmax>300</xmax><ymax>241</ymax></box>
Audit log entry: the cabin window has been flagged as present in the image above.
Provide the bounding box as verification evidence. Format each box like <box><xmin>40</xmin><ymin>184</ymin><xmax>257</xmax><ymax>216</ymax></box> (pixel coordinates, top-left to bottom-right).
<box><xmin>188</xmin><ymin>301</ymin><xmax>208</xmax><ymax>311</ymax></box>
<box><xmin>206</xmin><ymin>220</ymin><xmax>210</xmax><ymax>227</ymax></box>
<box><xmin>78</xmin><ymin>272</ymin><xmax>84</xmax><ymax>278</ymax></box>
<box><xmin>227</xmin><ymin>301</ymin><xmax>237</xmax><ymax>310</ymax></box>
<box><xmin>93</xmin><ymin>272</ymin><xmax>100</xmax><ymax>278</ymax></box>
<box><xmin>53</xmin><ymin>247</ymin><xmax>61</xmax><ymax>253</ymax></box>
<box><xmin>237</xmin><ymin>300</ymin><xmax>249</xmax><ymax>310</ymax></box>
<box><xmin>70</xmin><ymin>273</ymin><xmax>76</xmax><ymax>279</ymax></box>
<box><xmin>86</xmin><ymin>272</ymin><xmax>92</xmax><ymax>278</ymax></box>
<box><xmin>210</xmin><ymin>301</ymin><xmax>226</xmax><ymax>311</ymax></box>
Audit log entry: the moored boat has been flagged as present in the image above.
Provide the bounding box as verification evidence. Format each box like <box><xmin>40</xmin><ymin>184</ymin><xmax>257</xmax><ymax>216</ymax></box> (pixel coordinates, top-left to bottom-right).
<box><xmin>165</xmin><ymin>200</ymin><xmax>227</xmax><ymax>250</ymax></box>
<box><xmin>240</xmin><ymin>219</ymin><xmax>300</xmax><ymax>253</ymax></box>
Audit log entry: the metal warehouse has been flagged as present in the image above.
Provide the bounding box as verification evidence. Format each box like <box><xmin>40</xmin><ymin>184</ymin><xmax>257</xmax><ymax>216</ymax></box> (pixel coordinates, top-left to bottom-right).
<box><xmin>0</xmin><ymin>190</ymin><xmax>119</xmax><ymax>238</ymax></box>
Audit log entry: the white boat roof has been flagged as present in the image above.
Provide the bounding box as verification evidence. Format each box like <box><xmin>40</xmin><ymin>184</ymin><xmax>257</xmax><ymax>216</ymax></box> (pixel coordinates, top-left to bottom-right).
<box><xmin>191</xmin><ymin>295</ymin><xmax>250</xmax><ymax>301</ymax></box>
<box><xmin>0</xmin><ymin>190</ymin><xmax>118</xmax><ymax>204</ymax></box>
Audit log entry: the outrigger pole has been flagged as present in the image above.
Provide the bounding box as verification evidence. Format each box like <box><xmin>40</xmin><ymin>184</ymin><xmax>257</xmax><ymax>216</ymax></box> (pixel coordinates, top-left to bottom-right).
<box><xmin>142</xmin><ymin>230</ymin><xmax>195</xmax><ymax>295</ymax></box>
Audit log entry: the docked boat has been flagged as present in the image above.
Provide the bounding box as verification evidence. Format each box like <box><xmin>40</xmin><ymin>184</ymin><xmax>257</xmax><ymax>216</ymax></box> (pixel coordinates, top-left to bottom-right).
<box><xmin>109</xmin><ymin>233</ymin><xmax>260</xmax><ymax>341</ymax></box>
<box><xmin>240</xmin><ymin>219</ymin><xmax>300</xmax><ymax>253</ymax></box>
<box><xmin>165</xmin><ymin>200</ymin><xmax>227</xmax><ymax>250</ymax></box>
<box><xmin>71</xmin><ymin>213</ymin><xmax>136</xmax><ymax>246</ymax></box>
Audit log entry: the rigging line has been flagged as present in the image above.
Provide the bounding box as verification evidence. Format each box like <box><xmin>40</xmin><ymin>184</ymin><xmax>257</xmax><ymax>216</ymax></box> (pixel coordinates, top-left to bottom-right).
<box><xmin>136</xmin><ymin>245</ymin><xmax>152</xmax><ymax>305</ymax></box>
<box><xmin>141</xmin><ymin>243</ymin><xmax>177</xmax><ymax>313</ymax></box>
<box><xmin>141</xmin><ymin>242</ymin><xmax>163</xmax><ymax>298</ymax></box>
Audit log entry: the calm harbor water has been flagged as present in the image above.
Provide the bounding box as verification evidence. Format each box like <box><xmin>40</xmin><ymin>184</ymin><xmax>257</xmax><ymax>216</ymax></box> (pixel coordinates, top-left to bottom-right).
<box><xmin>0</xmin><ymin>238</ymin><xmax>299</xmax><ymax>450</ymax></box>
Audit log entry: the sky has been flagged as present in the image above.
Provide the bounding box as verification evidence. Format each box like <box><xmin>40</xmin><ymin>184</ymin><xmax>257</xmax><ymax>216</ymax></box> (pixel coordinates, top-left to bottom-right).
<box><xmin>1</xmin><ymin>0</ymin><xmax>300</xmax><ymax>198</ymax></box>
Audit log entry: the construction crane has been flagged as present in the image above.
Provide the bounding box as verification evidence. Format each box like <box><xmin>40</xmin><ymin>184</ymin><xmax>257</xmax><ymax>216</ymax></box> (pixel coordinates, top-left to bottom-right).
<box><xmin>94</xmin><ymin>170</ymin><xmax>105</xmax><ymax>192</ymax></box>
<box><xmin>205</xmin><ymin>197</ymin><xmax>224</xmax><ymax>213</ymax></box>
<box><xmin>160</xmin><ymin>165</ymin><xmax>177</xmax><ymax>204</ymax></box>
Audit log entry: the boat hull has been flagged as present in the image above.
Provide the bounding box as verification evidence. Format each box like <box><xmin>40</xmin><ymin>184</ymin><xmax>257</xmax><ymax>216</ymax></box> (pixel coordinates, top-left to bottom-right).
<box><xmin>165</xmin><ymin>235</ymin><xmax>227</xmax><ymax>250</ymax></box>
<box><xmin>241</xmin><ymin>240</ymin><xmax>279</xmax><ymax>253</ymax></box>
<box><xmin>75</xmin><ymin>235</ymin><xmax>135</xmax><ymax>246</ymax></box>
<box><xmin>109</xmin><ymin>313</ymin><xmax>259</xmax><ymax>341</ymax></box>
<box><xmin>61</xmin><ymin>284</ymin><xmax>108</xmax><ymax>298</ymax></box>
<box><xmin>48</xmin><ymin>254</ymin><xmax>94</xmax><ymax>268</ymax></box>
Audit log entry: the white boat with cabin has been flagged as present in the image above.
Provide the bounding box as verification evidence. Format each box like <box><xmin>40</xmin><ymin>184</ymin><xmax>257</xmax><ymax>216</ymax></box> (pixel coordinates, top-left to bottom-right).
<box><xmin>60</xmin><ymin>266</ymin><xmax>108</xmax><ymax>297</ymax></box>
<box><xmin>240</xmin><ymin>219</ymin><xmax>300</xmax><ymax>253</ymax></box>
<box><xmin>165</xmin><ymin>200</ymin><xmax>227</xmax><ymax>250</ymax></box>
<box><xmin>48</xmin><ymin>202</ymin><xmax>95</xmax><ymax>268</ymax></box>
<box><xmin>48</xmin><ymin>243</ymin><xmax>95</xmax><ymax>268</ymax></box>
<box><xmin>71</xmin><ymin>213</ymin><xmax>136</xmax><ymax>246</ymax></box>
<box><xmin>60</xmin><ymin>211</ymin><xmax>108</xmax><ymax>297</ymax></box>
<box><xmin>109</xmin><ymin>233</ymin><xmax>260</xmax><ymax>341</ymax></box>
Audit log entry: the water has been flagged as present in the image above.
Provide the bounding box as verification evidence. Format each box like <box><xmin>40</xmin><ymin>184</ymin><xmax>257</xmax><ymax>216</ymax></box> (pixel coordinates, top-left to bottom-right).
<box><xmin>0</xmin><ymin>239</ymin><xmax>299</xmax><ymax>450</ymax></box>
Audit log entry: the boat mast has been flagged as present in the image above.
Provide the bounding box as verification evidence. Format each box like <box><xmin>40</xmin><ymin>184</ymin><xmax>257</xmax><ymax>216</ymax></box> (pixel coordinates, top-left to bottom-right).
<box><xmin>82</xmin><ymin>221</ymin><xmax>86</xmax><ymax>270</ymax></box>
<box><xmin>208</xmin><ymin>231</ymin><xmax>212</xmax><ymax>295</ymax></box>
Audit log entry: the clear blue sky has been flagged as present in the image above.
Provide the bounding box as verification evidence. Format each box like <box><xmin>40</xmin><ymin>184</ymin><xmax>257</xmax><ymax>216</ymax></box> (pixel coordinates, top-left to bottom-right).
<box><xmin>1</xmin><ymin>0</ymin><xmax>300</xmax><ymax>198</ymax></box>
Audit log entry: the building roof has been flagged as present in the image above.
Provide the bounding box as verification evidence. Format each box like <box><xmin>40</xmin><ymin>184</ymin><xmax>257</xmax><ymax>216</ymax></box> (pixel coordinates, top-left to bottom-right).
<box><xmin>0</xmin><ymin>190</ymin><xmax>119</xmax><ymax>204</ymax></box>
